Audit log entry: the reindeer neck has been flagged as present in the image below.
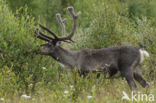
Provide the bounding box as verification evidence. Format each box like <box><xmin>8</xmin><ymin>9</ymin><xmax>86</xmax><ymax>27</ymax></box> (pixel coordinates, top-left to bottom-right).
<box><xmin>50</xmin><ymin>46</ymin><xmax>78</xmax><ymax>68</ymax></box>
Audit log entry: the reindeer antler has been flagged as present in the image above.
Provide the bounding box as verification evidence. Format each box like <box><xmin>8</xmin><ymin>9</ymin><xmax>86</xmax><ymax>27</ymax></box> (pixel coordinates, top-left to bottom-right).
<box><xmin>39</xmin><ymin>23</ymin><xmax>58</xmax><ymax>39</ymax></box>
<box><xmin>34</xmin><ymin>6</ymin><xmax>80</xmax><ymax>44</ymax></box>
<box><xmin>57</xmin><ymin>7</ymin><xmax>81</xmax><ymax>42</ymax></box>
<box><xmin>56</xmin><ymin>13</ymin><xmax>67</xmax><ymax>37</ymax></box>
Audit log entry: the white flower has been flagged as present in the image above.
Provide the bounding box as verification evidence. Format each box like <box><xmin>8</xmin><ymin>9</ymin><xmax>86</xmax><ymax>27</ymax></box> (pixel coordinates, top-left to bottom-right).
<box><xmin>29</xmin><ymin>83</ymin><xmax>33</xmax><ymax>87</ymax></box>
<box><xmin>70</xmin><ymin>85</ymin><xmax>74</xmax><ymax>89</ymax></box>
<box><xmin>0</xmin><ymin>98</ymin><xmax>4</xmax><ymax>101</ymax></box>
<box><xmin>48</xmin><ymin>82</ymin><xmax>52</xmax><ymax>85</ymax></box>
<box><xmin>87</xmin><ymin>96</ymin><xmax>93</xmax><ymax>99</ymax></box>
<box><xmin>21</xmin><ymin>94</ymin><xmax>31</xmax><ymax>99</ymax></box>
<box><xmin>42</xmin><ymin>67</ymin><xmax>46</xmax><ymax>70</ymax></box>
<box><xmin>64</xmin><ymin>90</ymin><xmax>69</xmax><ymax>94</ymax></box>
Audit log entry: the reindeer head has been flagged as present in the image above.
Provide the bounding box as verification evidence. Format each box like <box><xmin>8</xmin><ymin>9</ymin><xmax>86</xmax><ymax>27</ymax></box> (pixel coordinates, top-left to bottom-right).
<box><xmin>34</xmin><ymin>7</ymin><xmax>81</xmax><ymax>55</ymax></box>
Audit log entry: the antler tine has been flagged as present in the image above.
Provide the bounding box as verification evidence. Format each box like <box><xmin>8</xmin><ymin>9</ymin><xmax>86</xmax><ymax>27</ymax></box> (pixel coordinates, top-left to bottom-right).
<box><xmin>56</xmin><ymin>13</ymin><xmax>67</xmax><ymax>37</ymax></box>
<box><xmin>57</xmin><ymin>6</ymin><xmax>80</xmax><ymax>42</ymax></box>
<box><xmin>34</xmin><ymin>27</ymin><xmax>53</xmax><ymax>41</ymax></box>
<box><xmin>36</xmin><ymin>34</ymin><xmax>51</xmax><ymax>42</ymax></box>
<box><xmin>39</xmin><ymin>23</ymin><xmax>58</xmax><ymax>39</ymax></box>
<box><xmin>35</xmin><ymin>7</ymin><xmax>80</xmax><ymax>43</ymax></box>
<box><xmin>38</xmin><ymin>31</ymin><xmax>53</xmax><ymax>41</ymax></box>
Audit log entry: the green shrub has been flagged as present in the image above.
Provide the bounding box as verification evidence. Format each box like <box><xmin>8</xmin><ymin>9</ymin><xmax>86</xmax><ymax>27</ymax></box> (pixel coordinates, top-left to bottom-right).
<box><xmin>0</xmin><ymin>0</ymin><xmax>55</xmax><ymax>95</ymax></box>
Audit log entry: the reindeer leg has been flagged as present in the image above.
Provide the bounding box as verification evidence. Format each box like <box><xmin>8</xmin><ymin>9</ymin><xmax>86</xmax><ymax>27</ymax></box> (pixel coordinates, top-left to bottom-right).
<box><xmin>134</xmin><ymin>66</ymin><xmax>149</xmax><ymax>88</ymax></box>
<box><xmin>120</xmin><ymin>66</ymin><xmax>137</xmax><ymax>90</ymax></box>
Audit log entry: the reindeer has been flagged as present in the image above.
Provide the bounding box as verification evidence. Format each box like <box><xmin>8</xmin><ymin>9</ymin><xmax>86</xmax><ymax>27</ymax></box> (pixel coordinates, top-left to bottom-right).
<box><xmin>34</xmin><ymin>7</ymin><xmax>149</xmax><ymax>90</ymax></box>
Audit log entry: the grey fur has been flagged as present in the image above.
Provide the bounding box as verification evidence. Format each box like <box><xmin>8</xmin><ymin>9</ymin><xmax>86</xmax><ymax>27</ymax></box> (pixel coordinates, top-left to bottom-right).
<box><xmin>37</xmin><ymin>45</ymin><xmax>149</xmax><ymax>90</ymax></box>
